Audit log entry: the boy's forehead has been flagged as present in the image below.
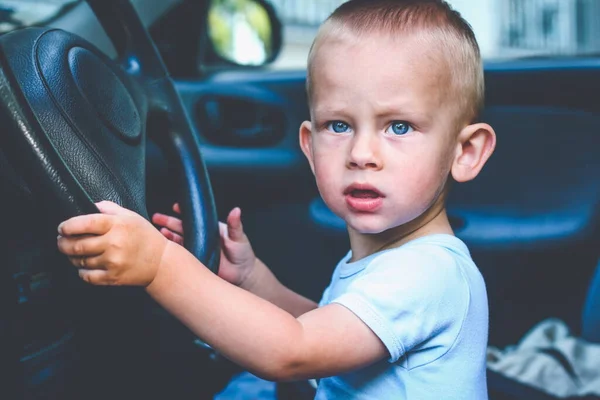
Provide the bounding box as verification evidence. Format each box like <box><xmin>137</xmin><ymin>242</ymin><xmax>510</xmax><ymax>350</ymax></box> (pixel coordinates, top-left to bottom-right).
<box><xmin>310</xmin><ymin>32</ymin><xmax>452</xmax><ymax>111</ymax></box>
<box><xmin>312</xmin><ymin>30</ymin><xmax>447</xmax><ymax>75</ymax></box>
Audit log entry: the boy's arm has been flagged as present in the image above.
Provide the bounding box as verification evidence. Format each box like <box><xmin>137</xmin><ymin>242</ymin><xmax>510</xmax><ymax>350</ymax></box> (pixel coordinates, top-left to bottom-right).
<box><xmin>147</xmin><ymin>242</ymin><xmax>387</xmax><ymax>381</ymax></box>
<box><xmin>57</xmin><ymin>203</ymin><xmax>387</xmax><ymax>381</ymax></box>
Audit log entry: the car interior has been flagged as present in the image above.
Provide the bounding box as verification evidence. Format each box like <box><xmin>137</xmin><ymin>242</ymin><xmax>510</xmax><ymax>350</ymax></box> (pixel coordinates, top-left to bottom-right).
<box><xmin>0</xmin><ymin>0</ymin><xmax>598</xmax><ymax>399</ymax></box>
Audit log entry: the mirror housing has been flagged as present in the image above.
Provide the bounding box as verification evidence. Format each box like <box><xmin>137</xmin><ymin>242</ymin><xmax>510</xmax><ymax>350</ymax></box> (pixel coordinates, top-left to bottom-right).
<box><xmin>205</xmin><ymin>0</ymin><xmax>282</xmax><ymax>67</ymax></box>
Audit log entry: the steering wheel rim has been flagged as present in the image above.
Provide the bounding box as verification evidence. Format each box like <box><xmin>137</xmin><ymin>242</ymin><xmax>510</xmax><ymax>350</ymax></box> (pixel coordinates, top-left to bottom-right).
<box><xmin>0</xmin><ymin>0</ymin><xmax>220</xmax><ymax>272</ymax></box>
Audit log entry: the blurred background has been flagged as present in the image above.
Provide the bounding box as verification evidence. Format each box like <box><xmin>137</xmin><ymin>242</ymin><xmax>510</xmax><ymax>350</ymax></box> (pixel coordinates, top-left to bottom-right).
<box><xmin>1</xmin><ymin>0</ymin><xmax>599</xmax><ymax>67</ymax></box>
<box><xmin>267</xmin><ymin>0</ymin><xmax>600</xmax><ymax>68</ymax></box>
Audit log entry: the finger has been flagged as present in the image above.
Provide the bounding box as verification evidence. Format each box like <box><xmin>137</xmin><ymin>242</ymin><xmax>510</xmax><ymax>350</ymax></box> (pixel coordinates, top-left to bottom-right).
<box><xmin>173</xmin><ymin>203</ymin><xmax>181</xmax><ymax>214</ymax></box>
<box><xmin>58</xmin><ymin>235</ymin><xmax>107</xmax><ymax>257</ymax></box>
<box><xmin>68</xmin><ymin>255</ymin><xmax>106</xmax><ymax>270</ymax></box>
<box><xmin>160</xmin><ymin>228</ymin><xmax>184</xmax><ymax>246</ymax></box>
<box><xmin>95</xmin><ymin>201</ymin><xmax>137</xmax><ymax>216</ymax></box>
<box><xmin>78</xmin><ymin>269</ymin><xmax>110</xmax><ymax>286</ymax></box>
<box><xmin>152</xmin><ymin>213</ymin><xmax>183</xmax><ymax>235</ymax></box>
<box><xmin>58</xmin><ymin>214</ymin><xmax>113</xmax><ymax>237</ymax></box>
<box><xmin>226</xmin><ymin>208</ymin><xmax>245</xmax><ymax>242</ymax></box>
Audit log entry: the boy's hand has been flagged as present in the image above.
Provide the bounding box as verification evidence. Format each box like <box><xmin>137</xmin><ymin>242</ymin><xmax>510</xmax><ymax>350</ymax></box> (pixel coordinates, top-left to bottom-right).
<box><xmin>153</xmin><ymin>205</ymin><xmax>257</xmax><ymax>288</ymax></box>
<box><xmin>152</xmin><ymin>203</ymin><xmax>185</xmax><ymax>246</ymax></box>
<box><xmin>217</xmin><ymin>207</ymin><xmax>257</xmax><ymax>287</ymax></box>
<box><xmin>57</xmin><ymin>201</ymin><xmax>169</xmax><ymax>287</ymax></box>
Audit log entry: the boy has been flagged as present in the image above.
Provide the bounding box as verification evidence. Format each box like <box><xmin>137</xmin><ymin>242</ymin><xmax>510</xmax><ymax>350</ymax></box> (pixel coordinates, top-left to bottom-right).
<box><xmin>57</xmin><ymin>0</ymin><xmax>496</xmax><ymax>398</ymax></box>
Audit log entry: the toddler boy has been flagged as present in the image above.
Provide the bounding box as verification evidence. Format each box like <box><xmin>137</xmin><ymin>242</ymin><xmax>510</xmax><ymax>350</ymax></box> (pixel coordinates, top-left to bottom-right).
<box><xmin>57</xmin><ymin>0</ymin><xmax>496</xmax><ymax>398</ymax></box>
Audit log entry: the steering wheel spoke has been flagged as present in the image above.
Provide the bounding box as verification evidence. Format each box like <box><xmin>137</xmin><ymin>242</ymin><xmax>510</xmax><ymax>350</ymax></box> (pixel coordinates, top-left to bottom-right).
<box><xmin>86</xmin><ymin>0</ymin><xmax>168</xmax><ymax>80</ymax></box>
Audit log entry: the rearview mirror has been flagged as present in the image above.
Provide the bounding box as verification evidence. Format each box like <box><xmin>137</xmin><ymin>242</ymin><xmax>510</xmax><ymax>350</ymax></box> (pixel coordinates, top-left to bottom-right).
<box><xmin>207</xmin><ymin>0</ymin><xmax>282</xmax><ymax>66</ymax></box>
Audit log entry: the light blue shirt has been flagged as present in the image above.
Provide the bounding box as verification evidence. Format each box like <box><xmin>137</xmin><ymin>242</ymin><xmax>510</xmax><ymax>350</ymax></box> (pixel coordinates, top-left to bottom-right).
<box><xmin>316</xmin><ymin>234</ymin><xmax>489</xmax><ymax>400</ymax></box>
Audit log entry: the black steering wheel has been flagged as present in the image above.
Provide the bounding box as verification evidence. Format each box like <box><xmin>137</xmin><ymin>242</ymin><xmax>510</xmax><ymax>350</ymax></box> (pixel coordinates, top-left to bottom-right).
<box><xmin>0</xmin><ymin>0</ymin><xmax>220</xmax><ymax>273</ymax></box>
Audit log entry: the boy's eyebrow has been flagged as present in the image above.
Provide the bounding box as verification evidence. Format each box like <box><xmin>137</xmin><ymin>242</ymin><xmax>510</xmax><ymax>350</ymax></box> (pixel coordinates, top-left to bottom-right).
<box><xmin>374</xmin><ymin>107</ymin><xmax>428</xmax><ymax>120</ymax></box>
<box><xmin>312</xmin><ymin>105</ymin><xmax>352</xmax><ymax>117</ymax></box>
<box><xmin>371</xmin><ymin>104</ymin><xmax>435</xmax><ymax>125</ymax></box>
<box><xmin>313</xmin><ymin>102</ymin><xmax>426</xmax><ymax>116</ymax></box>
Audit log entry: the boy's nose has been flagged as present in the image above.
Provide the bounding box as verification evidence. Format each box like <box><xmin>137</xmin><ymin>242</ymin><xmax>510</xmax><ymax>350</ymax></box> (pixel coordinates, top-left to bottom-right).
<box><xmin>347</xmin><ymin>133</ymin><xmax>382</xmax><ymax>170</ymax></box>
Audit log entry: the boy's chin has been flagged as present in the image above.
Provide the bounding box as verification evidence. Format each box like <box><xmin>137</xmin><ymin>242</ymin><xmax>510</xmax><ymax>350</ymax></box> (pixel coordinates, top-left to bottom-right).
<box><xmin>346</xmin><ymin>217</ymin><xmax>397</xmax><ymax>235</ymax></box>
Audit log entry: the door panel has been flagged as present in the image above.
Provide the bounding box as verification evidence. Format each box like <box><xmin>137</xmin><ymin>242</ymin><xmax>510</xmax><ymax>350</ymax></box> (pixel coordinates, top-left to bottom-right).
<box><xmin>148</xmin><ymin>60</ymin><xmax>600</xmax><ymax>346</ymax></box>
<box><xmin>468</xmin><ymin>61</ymin><xmax>600</xmax><ymax>344</ymax></box>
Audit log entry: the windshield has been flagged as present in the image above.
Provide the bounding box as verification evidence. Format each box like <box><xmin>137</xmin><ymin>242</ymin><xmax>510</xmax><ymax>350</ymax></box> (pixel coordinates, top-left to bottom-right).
<box><xmin>268</xmin><ymin>0</ymin><xmax>598</xmax><ymax>69</ymax></box>
<box><xmin>0</xmin><ymin>0</ymin><xmax>79</xmax><ymax>33</ymax></box>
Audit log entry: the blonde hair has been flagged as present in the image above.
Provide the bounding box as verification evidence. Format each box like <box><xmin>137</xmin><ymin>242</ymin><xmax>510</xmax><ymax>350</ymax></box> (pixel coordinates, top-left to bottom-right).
<box><xmin>307</xmin><ymin>0</ymin><xmax>484</xmax><ymax>125</ymax></box>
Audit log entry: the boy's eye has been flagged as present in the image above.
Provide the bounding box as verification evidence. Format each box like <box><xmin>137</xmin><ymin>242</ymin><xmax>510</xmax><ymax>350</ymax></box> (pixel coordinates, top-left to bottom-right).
<box><xmin>387</xmin><ymin>121</ymin><xmax>413</xmax><ymax>136</ymax></box>
<box><xmin>327</xmin><ymin>121</ymin><xmax>351</xmax><ymax>134</ymax></box>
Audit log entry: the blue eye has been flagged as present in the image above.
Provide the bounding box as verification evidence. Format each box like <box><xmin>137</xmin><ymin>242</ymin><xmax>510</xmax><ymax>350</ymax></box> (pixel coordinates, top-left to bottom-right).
<box><xmin>387</xmin><ymin>121</ymin><xmax>413</xmax><ymax>136</ymax></box>
<box><xmin>327</xmin><ymin>121</ymin><xmax>351</xmax><ymax>134</ymax></box>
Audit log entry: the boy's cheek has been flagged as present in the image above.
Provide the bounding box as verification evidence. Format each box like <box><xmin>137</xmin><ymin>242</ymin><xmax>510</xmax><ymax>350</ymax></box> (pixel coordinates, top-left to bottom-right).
<box><xmin>313</xmin><ymin>164</ymin><xmax>339</xmax><ymax>190</ymax></box>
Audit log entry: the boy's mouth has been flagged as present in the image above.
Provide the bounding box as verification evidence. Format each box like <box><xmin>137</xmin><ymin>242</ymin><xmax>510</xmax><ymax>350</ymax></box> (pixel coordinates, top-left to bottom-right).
<box><xmin>344</xmin><ymin>184</ymin><xmax>384</xmax><ymax>212</ymax></box>
<box><xmin>348</xmin><ymin>189</ymin><xmax>380</xmax><ymax>198</ymax></box>
<box><xmin>344</xmin><ymin>184</ymin><xmax>384</xmax><ymax>198</ymax></box>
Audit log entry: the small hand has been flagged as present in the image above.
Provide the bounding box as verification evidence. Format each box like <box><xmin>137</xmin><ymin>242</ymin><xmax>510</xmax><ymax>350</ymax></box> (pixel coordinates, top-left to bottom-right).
<box><xmin>57</xmin><ymin>201</ymin><xmax>169</xmax><ymax>287</ymax></box>
<box><xmin>152</xmin><ymin>203</ymin><xmax>184</xmax><ymax>246</ymax></box>
<box><xmin>218</xmin><ymin>207</ymin><xmax>256</xmax><ymax>287</ymax></box>
<box><xmin>153</xmin><ymin>204</ymin><xmax>256</xmax><ymax>287</ymax></box>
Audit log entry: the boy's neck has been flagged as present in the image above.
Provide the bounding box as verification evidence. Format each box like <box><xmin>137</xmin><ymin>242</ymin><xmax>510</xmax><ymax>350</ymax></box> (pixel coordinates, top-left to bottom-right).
<box><xmin>347</xmin><ymin>201</ymin><xmax>453</xmax><ymax>263</ymax></box>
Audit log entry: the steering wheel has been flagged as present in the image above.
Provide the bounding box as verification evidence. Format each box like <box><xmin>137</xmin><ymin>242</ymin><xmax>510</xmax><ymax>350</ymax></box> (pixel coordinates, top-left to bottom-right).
<box><xmin>0</xmin><ymin>0</ymin><xmax>220</xmax><ymax>273</ymax></box>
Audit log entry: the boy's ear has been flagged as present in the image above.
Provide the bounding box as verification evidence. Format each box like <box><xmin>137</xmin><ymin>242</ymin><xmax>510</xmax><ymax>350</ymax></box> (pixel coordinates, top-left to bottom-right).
<box><xmin>299</xmin><ymin>121</ymin><xmax>315</xmax><ymax>174</ymax></box>
<box><xmin>451</xmin><ymin>122</ymin><xmax>496</xmax><ymax>183</ymax></box>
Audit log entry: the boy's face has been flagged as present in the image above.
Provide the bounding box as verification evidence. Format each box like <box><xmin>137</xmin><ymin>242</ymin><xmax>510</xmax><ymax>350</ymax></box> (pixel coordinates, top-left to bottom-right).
<box><xmin>301</xmin><ymin>33</ymin><xmax>461</xmax><ymax>235</ymax></box>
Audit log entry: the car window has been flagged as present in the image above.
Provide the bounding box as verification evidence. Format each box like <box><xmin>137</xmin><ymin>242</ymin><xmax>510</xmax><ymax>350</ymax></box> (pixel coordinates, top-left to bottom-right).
<box><xmin>0</xmin><ymin>0</ymin><xmax>79</xmax><ymax>34</ymax></box>
<box><xmin>268</xmin><ymin>0</ymin><xmax>599</xmax><ymax>69</ymax></box>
